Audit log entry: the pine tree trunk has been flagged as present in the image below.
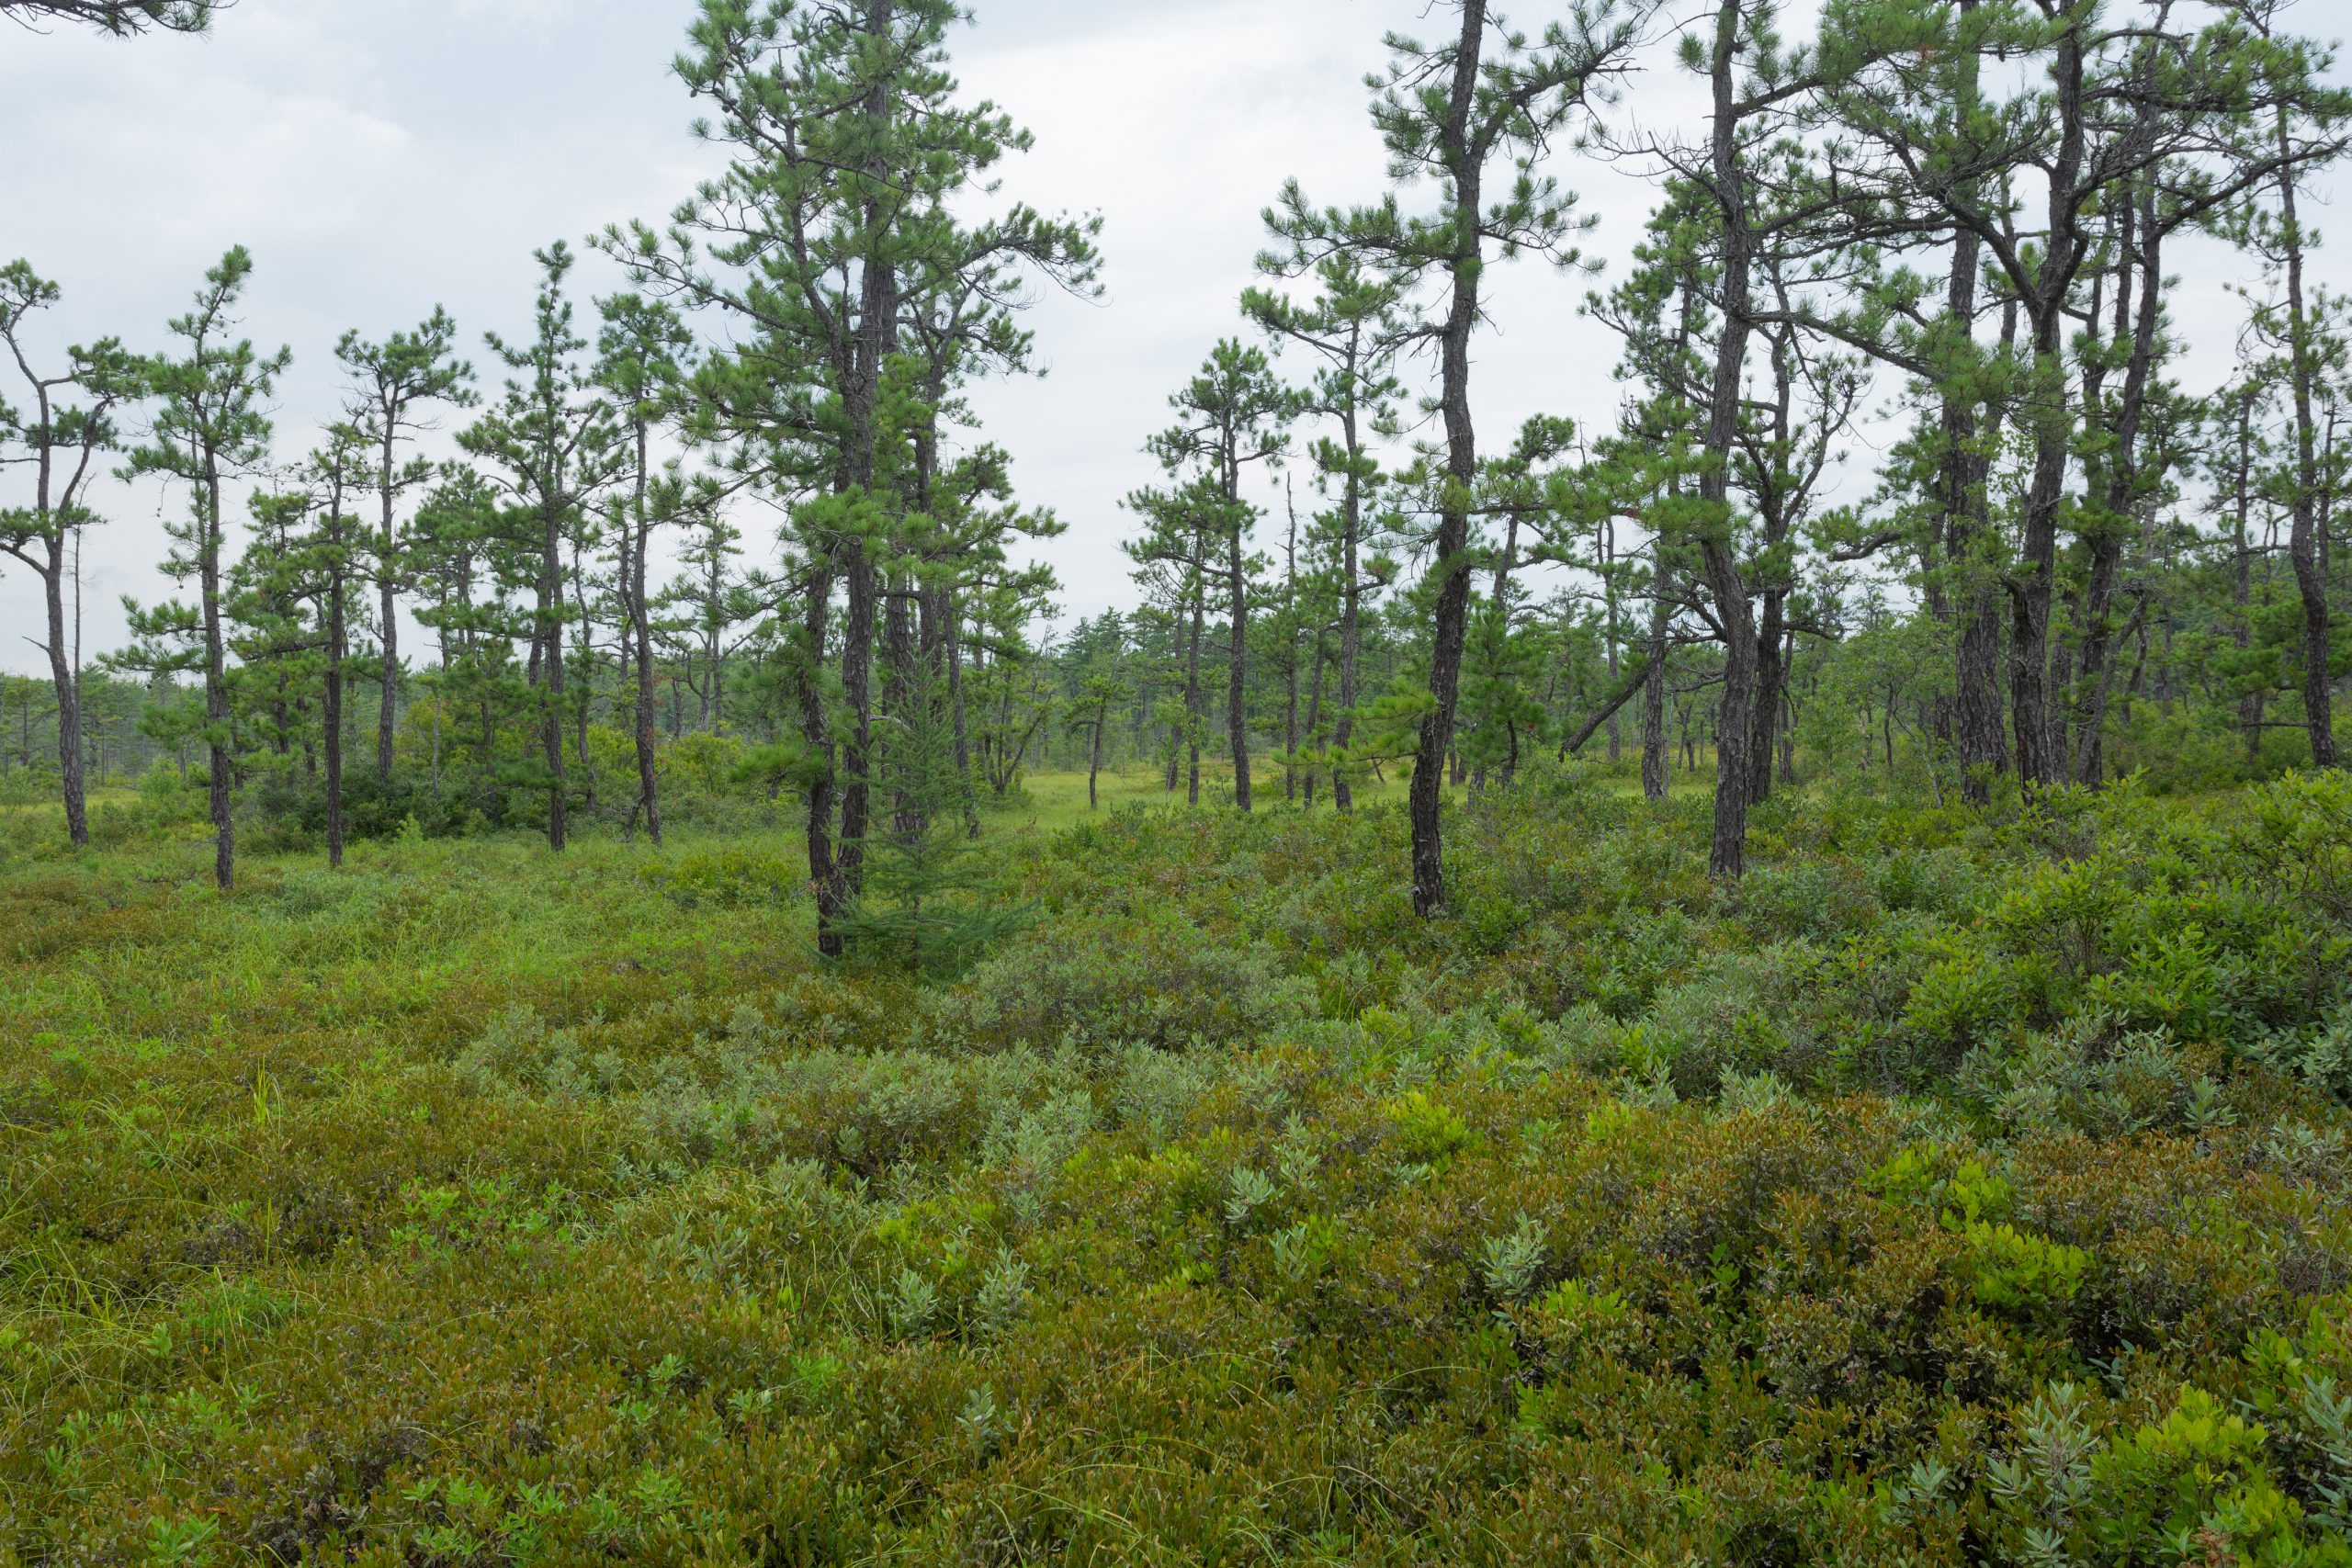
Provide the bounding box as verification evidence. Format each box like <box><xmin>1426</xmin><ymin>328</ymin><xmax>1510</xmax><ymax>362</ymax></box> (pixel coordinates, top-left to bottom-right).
<box><xmin>1643</xmin><ymin>565</ymin><xmax>1670</xmax><ymax>802</ymax></box>
<box><xmin>2075</xmin><ymin>186</ymin><xmax>2162</xmax><ymax>789</ymax></box>
<box><xmin>2009</xmin><ymin>27</ymin><xmax>2090</xmax><ymax>791</ymax></box>
<box><xmin>1283</xmin><ymin>499</ymin><xmax>1300</xmax><ymax>805</ymax></box>
<box><xmin>1748</xmin><ymin>588</ymin><xmax>1785</xmax><ymax>807</ymax></box>
<box><xmin>540</xmin><ymin>504</ymin><xmax>568</xmax><ymax>853</ymax></box>
<box><xmin>887</xmin><ymin>572</ymin><xmax>921</xmax><ymax>838</ymax></box>
<box><xmin>2278</xmin><ymin>141</ymin><xmax>2340</xmax><ymax>768</ymax></box>
<box><xmin>376</xmin><ymin>421</ymin><xmax>401</xmax><ymax>785</ymax></box>
<box><xmin>831</xmin><ymin>0</ymin><xmax>900</xmax><ymax>929</ymax></box>
<box><xmin>1089</xmin><ymin>710</ymin><xmax>1104</xmax><ymax>810</ymax></box>
<box><xmin>1185</xmin><ymin>576</ymin><xmax>1204</xmax><ymax>805</ymax></box>
<box><xmin>802</xmin><ymin>563</ymin><xmax>842</xmax><ymax>955</ymax></box>
<box><xmin>1303</xmin><ymin>630</ymin><xmax>1328</xmax><ymax>809</ymax></box>
<box><xmin>40</xmin><ymin>554</ymin><xmax>90</xmax><ymax>849</ymax></box>
<box><xmin>1941</xmin><ymin>0</ymin><xmax>2008</xmax><ymax>805</ymax></box>
<box><xmin>1408</xmin><ymin>0</ymin><xmax>1489</xmax><ymax>919</ymax></box>
<box><xmin>1227</xmin><ymin>520</ymin><xmax>1252</xmax><ymax>811</ymax></box>
<box><xmin>944</xmin><ymin>592</ymin><xmax>978</xmax><ymax>839</ymax></box>
<box><xmin>325</xmin><ymin>558</ymin><xmax>346</xmax><ymax>869</ymax></box>
<box><xmin>1697</xmin><ymin>0</ymin><xmax>1758</xmax><ymax>879</ymax></box>
<box><xmin>631</xmin><ymin>434</ymin><xmax>663</xmax><ymax>847</ymax></box>
<box><xmin>1333</xmin><ymin>406</ymin><xmax>1363</xmax><ymax>813</ymax></box>
<box><xmin>1603</xmin><ymin>517</ymin><xmax>1623</xmax><ymax>764</ymax></box>
<box><xmin>201</xmin><ymin>465</ymin><xmax>234</xmax><ymax>891</ymax></box>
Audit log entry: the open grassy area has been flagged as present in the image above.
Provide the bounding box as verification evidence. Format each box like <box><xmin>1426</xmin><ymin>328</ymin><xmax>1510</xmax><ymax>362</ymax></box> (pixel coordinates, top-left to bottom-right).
<box><xmin>4</xmin><ymin>769</ymin><xmax>2352</xmax><ymax>1563</ymax></box>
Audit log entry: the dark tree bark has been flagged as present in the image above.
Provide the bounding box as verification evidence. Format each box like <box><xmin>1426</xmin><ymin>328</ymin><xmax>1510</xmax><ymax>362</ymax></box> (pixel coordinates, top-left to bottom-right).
<box><xmin>800</xmin><ymin>564</ymin><xmax>843</xmax><ymax>956</ymax></box>
<box><xmin>2277</xmin><ymin>130</ymin><xmax>2340</xmax><ymax>769</ymax></box>
<box><xmin>1642</xmin><ymin>561</ymin><xmax>1671</xmax><ymax>801</ymax></box>
<box><xmin>1694</xmin><ymin>0</ymin><xmax>1761</xmax><ymax>879</ymax></box>
<box><xmin>2005</xmin><ymin>21</ymin><xmax>2097</xmax><ymax>790</ymax></box>
<box><xmin>829</xmin><ymin>0</ymin><xmax>902</xmax><ymax>931</ymax></box>
<box><xmin>1333</xmin><ymin>396</ymin><xmax>1365</xmax><ymax>813</ymax></box>
<box><xmin>40</xmin><ymin>563</ymin><xmax>89</xmax><ymax>846</ymax></box>
<box><xmin>537</xmin><ymin>508</ymin><xmax>568</xmax><ymax>853</ymax></box>
<box><xmin>1227</xmin><ymin>510</ymin><xmax>1252</xmax><ymax>812</ymax></box>
<box><xmin>1408</xmin><ymin>0</ymin><xmax>1487</xmax><ymax>919</ymax></box>
<box><xmin>1184</xmin><ymin>573</ymin><xmax>1204</xmax><ymax>804</ymax></box>
<box><xmin>199</xmin><ymin>455</ymin><xmax>234</xmax><ymax>890</ymax></box>
<box><xmin>2074</xmin><ymin>179</ymin><xmax>2164</xmax><ymax>787</ymax></box>
<box><xmin>1748</xmin><ymin>585</ymin><xmax>1785</xmax><ymax>807</ymax></box>
<box><xmin>2229</xmin><ymin>390</ymin><xmax>2263</xmax><ymax>764</ymax></box>
<box><xmin>1938</xmin><ymin>0</ymin><xmax>2010</xmax><ymax>803</ymax></box>
<box><xmin>0</xmin><ymin>301</ymin><xmax>130</xmax><ymax>850</ymax></box>
<box><xmin>630</xmin><ymin>429</ymin><xmax>662</xmax><ymax>845</ymax></box>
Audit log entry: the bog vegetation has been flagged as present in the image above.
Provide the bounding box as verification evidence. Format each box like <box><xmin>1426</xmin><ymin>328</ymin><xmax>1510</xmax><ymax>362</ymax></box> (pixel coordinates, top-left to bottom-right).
<box><xmin>6</xmin><ymin>0</ymin><xmax>2352</xmax><ymax>1562</ymax></box>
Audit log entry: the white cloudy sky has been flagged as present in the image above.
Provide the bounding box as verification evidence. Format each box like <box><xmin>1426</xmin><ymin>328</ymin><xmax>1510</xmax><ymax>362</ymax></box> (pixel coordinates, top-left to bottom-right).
<box><xmin>1</xmin><ymin>0</ymin><xmax>2344</xmax><ymax>672</ymax></box>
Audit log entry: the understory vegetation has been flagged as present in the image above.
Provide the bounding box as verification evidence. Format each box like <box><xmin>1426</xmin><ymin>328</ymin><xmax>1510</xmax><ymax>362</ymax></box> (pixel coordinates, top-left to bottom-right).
<box><xmin>6</xmin><ymin>766</ymin><xmax>2352</xmax><ymax>1564</ymax></box>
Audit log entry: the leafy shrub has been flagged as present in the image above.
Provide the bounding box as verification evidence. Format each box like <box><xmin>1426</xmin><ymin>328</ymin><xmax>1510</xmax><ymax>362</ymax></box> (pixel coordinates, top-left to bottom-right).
<box><xmin>924</xmin><ymin>908</ymin><xmax>1314</xmax><ymax>1054</ymax></box>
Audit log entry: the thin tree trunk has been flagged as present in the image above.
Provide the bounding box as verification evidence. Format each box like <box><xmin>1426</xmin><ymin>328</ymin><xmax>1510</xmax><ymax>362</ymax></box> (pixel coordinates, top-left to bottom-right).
<box><xmin>325</xmin><ymin>542</ymin><xmax>347</xmax><ymax>870</ymax></box>
<box><xmin>2278</xmin><ymin>131</ymin><xmax>2340</xmax><ymax>768</ymax></box>
<box><xmin>886</xmin><ymin>572</ymin><xmax>920</xmax><ymax>837</ymax></box>
<box><xmin>1603</xmin><ymin>517</ymin><xmax>1623</xmax><ymax>764</ymax></box>
<box><xmin>801</xmin><ymin>563</ymin><xmax>841</xmax><ymax>954</ymax></box>
<box><xmin>1088</xmin><ymin>707</ymin><xmax>1105</xmax><ymax>809</ymax></box>
<box><xmin>201</xmin><ymin>463</ymin><xmax>234</xmax><ymax>891</ymax></box>
<box><xmin>1303</xmin><ymin>627</ymin><xmax>1328</xmax><ymax>809</ymax></box>
<box><xmin>41</xmin><ymin>561</ymin><xmax>90</xmax><ymax>848</ymax></box>
<box><xmin>1407</xmin><ymin>0</ymin><xmax>1488</xmax><ymax>919</ymax></box>
<box><xmin>1227</xmin><ymin>515</ymin><xmax>1252</xmax><ymax>812</ymax></box>
<box><xmin>540</xmin><ymin>503</ymin><xmax>568</xmax><ymax>852</ymax></box>
<box><xmin>1748</xmin><ymin>587</ymin><xmax>1785</xmax><ymax>807</ymax></box>
<box><xmin>2075</xmin><ymin>182</ymin><xmax>2162</xmax><ymax>788</ymax></box>
<box><xmin>1642</xmin><ymin>561</ymin><xmax>1670</xmax><ymax>801</ymax></box>
<box><xmin>945</xmin><ymin>593</ymin><xmax>978</xmax><ymax>838</ymax></box>
<box><xmin>631</xmin><ymin>428</ymin><xmax>662</xmax><ymax>845</ymax></box>
<box><xmin>1185</xmin><ymin>574</ymin><xmax>1204</xmax><ymax>805</ymax></box>
<box><xmin>376</xmin><ymin>431</ymin><xmax>401</xmax><ymax>785</ymax></box>
<box><xmin>1283</xmin><ymin>487</ymin><xmax>1300</xmax><ymax>804</ymax></box>
<box><xmin>1333</xmin><ymin>405</ymin><xmax>1363</xmax><ymax>813</ymax></box>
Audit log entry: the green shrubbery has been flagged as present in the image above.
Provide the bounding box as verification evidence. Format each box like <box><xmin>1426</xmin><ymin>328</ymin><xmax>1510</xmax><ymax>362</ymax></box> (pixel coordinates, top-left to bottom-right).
<box><xmin>3</xmin><ymin>771</ymin><xmax>2351</xmax><ymax>1562</ymax></box>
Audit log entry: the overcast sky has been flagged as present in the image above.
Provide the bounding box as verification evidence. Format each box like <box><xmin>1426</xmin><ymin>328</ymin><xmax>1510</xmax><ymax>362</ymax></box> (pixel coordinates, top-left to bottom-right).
<box><xmin>3</xmin><ymin>0</ymin><xmax>2345</xmax><ymax>674</ymax></box>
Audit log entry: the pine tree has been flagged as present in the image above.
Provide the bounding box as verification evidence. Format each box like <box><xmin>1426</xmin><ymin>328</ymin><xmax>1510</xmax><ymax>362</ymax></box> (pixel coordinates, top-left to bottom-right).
<box><xmin>1133</xmin><ymin>341</ymin><xmax>1290</xmax><ymax>811</ymax></box>
<box><xmin>595</xmin><ymin>292</ymin><xmax>696</xmax><ymax>845</ymax></box>
<box><xmin>0</xmin><ymin>260</ymin><xmax>145</xmax><ymax>848</ymax></box>
<box><xmin>297</xmin><ymin>423</ymin><xmax>374</xmax><ymax>865</ymax></box>
<box><xmin>605</xmin><ymin>0</ymin><xmax>1096</xmax><ymax>955</ymax></box>
<box><xmin>410</xmin><ymin>467</ymin><xmax>532</xmax><ymax>810</ymax></box>
<box><xmin>337</xmin><ymin>308</ymin><xmax>475</xmax><ymax>786</ymax></box>
<box><xmin>1244</xmin><ymin>254</ymin><xmax>1406</xmax><ymax>811</ymax></box>
<box><xmin>459</xmin><ymin>243</ymin><xmax>619</xmax><ymax>852</ymax></box>
<box><xmin>1068</xmin><ymin>671</ymin><xmax>1135</xmax><ymax>811</ymax></box>
<box><xmin>123</xmin><ymin>247</ymin><xmax>288</xmax><ymax>892</ymax></box>
<box><xmin>1266</xmin><ymin>0</ymin><xmax>1640</xmax><ymax>913</ymax></box>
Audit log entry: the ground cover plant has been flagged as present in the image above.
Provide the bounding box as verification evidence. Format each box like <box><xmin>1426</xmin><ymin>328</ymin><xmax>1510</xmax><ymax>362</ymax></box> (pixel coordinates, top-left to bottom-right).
<box><xmin>6</xmin><ymin>764</ymin><xmax>2352</xmax><ymax>1564</ymax></box>
<box><xmin>9</xmin><ymin>0</ymin><xmax>2352</xmax><ymax>1560</ymax></box>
